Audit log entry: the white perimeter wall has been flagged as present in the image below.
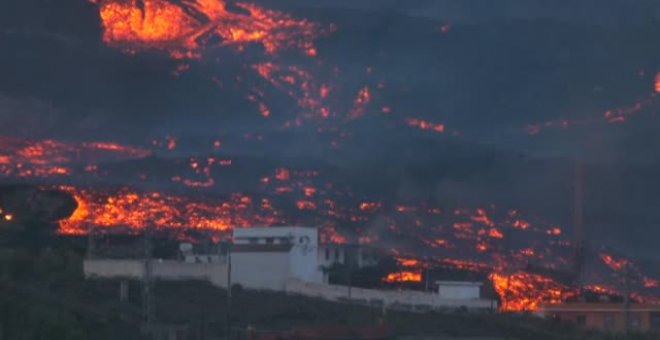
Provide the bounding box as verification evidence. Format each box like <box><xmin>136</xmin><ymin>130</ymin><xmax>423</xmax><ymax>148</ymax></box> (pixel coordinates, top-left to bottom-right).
<box><xmin>284</xmin><ymin>279</ymin><xmax>497</xmax><ymax>311</ymax></box>
<box><xmin>84</xmin><ymin>260</ymin><xmax>497</xmax><ymax>311</ymax></box>
<box><xmin>84</xmin><ymin>259</ymin><xmax>229</xmax><ymax>288</ymax></box>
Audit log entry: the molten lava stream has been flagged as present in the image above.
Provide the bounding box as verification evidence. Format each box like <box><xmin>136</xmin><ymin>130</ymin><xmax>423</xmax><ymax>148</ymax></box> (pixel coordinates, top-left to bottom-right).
<box><xmin>57</xmin><ymin>187</ymin><xmax>282</xmax><ymax>235</ymax></box>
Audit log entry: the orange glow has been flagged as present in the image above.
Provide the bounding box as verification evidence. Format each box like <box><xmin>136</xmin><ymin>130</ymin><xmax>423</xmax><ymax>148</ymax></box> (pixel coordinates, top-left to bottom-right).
<box><xmin>547</xmin><ymin>228</ymin><xmax>562</xmax><ymax>236</ymax></box>
<box><xmin>4</xmin><ymin>214</ymin><xmax>13</xmax><ymax>221</ymax></box>
<box><xmin>57</xmin><ymin>186</ymin><xmax>282</xmax><ymax>235</ymax></box>
<box><xmin>304</xmin><ymin>187</ymin><xmax>316</xmax><ymax>198</ymax></box>
<box><xmin>471</xmin><ymin>208</ymin><xmax>495</xmax><ymax>227</ymax></box>
<box><xmin>488</xmin><ymin>228</ymin><xmax>504</xmax><ymax>239</ymax></box>
<box><xmin>383</xmin><ymin>271</ymin><xmax>422</xmax><ymax>283</ymax></box>
<box><xmin>166</xmin><ymin>136</ymin><xmax>177</xmax><ymax>151</ymax></box>
<box><xmin>405</xmin><ymin>118</ymin><xmax>445</xmax><ymax>134</ymax></box>
<box><xmin>348</xmin><ymin>87</ymin><xmax>372</xmax><ymax>120</ymax></box>
<box><xmin>655</xmin><ymin>72</ymin><xmax>660</xmax><ymax>94</ymax></box>
<box><xmin>0</xmin><ymin>136</ymin><xmax>150</xmax><ymax>178</ymax></box>
<box><xmin>599</xmin><ymin>253</ymin><xmax>630</xmax><ymax>271</ymax></box>
<box><xmin>359</xmin><ymin>201</ymin><xmax>381</xmax><ymax>212</ymax></box>
<box><xmin>491</xmin><ymin>271</ymin><xmax>570</xmax><ymax>312</ymax></box>
<box><xmin>258</xmin><ymin>102</ymin><xmax>271</xmax><ymax>118</ymax></box>
<box><xmin>643</xmin><ymin>278</ymin><xmax>659</xmax><ymax>289</ymax></box>
<box><xmin>320</xmin><ymin>225</ymin><xmax>347</xmax><ymax>245</ymax></box>
<box><xmin>296</xmin><ymin>200</ymin><xmax>317</xmax><ymax>211</ymax></box>
<box><xmin>395</xmin><ymin>257</ymin><xmax>420</xmax><ymax>267</ymax></box>
<box><xmin>94</xmin><ymin>0</ymin><xmax>325</xmax><ymax>59</ymax></box>
<box><xmin>275</xmin><ymin>168</ymin><xmax>290</xmax><ymax>181</ymax></box>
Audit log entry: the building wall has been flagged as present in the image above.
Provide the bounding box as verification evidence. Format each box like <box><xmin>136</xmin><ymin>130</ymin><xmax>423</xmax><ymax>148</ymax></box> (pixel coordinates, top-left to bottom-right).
<box><xmin>290</xmin><ymin>244</ymin><xmax>324</xmax><ymax>284</ymax></box>
<box><xmin>437</xmin><ymin>283</ymin><xmax>482</xmax><ymax>300</ymax></box>
<box><xmin>234</xmin><ymin>227</ymin><xmax>318</xmax><ymax>247</ymax></box>
<box><xmin>84</xmin><ymin>259</ymin><xmax>228</xmax><ymax>285</ymax></box>
<box><xmin>84</xmin><ymin>260</ymin><xmax>497</xmax><ymax>311</ymax></box>
<box><xmin>232</xmin><ymin>252</ymin><xmax>291</xmax><ymax>290</ymax></box>
<box><xmin>84</xmin><ymin>259</ymin><xmax>145</xmax><ymax>278</ymax></box>
<box><xmin>284</xmin><ymin>279</ymin><xmax>497</xmax><ymax>311</ymax></box>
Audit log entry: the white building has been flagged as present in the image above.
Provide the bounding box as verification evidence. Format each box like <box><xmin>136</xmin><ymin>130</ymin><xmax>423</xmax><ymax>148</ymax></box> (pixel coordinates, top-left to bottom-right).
<box><xmin>82</xmin><ymin>226</ymin><xmax>496</xmax><ymax>311</ymax></box>
<box><xmin>231</xmin><ymin>227</ymin><xmax>323</xmax><ymax>290</ymax></box>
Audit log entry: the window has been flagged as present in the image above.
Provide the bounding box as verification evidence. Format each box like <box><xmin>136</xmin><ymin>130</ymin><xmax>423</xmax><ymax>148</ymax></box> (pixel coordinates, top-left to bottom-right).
<box><xmin>324</xmin><ymin>248</ymin><xmax>330</xmax><ymax>261</ymax></box>
<box><xmin>334</xmin><ymin>248</ymin><xmax>340</xmax><ymax>261</ymax></box>
<box><xmin>576</xmin><ymin>315</ymin><xmax>586</xmax><ymax>326</ymax></box>
<box><xmin>266</xmin><ymin>237</ymin><xmax>274</xmax><ymax>244</ymax></box>
<box><xmin>603</xmin><ymin>314</ymin><xmax>614</xmax><ymax>330</ymax></box>
<box><xmin>248</xmin><ymin>237</ymin><xmax>258</xmax><ymax>244</ymax></box>
<box><xmin>651</xmin><ymin>312</ymin><xmax>660</xmax><ymax>330</ymax></box>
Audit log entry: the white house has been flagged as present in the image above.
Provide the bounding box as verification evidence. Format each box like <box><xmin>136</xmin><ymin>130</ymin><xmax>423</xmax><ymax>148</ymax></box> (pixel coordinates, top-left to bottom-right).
<box><xmin>231</xmin><ymin>227</ymin><xmax>324</xmax><ymax>290</ymax></box>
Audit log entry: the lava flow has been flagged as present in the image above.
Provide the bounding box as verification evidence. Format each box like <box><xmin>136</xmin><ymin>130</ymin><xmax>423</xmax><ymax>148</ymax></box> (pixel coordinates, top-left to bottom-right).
<box><xmin>490</xmin><ymin>271</ymin><xmax>572</xmax><ymax>312</ymax></box>
<box><xmin>53</xmin><ymin>182</ymin><xmax>659</xmax><ymax>312</ymax></box>
<box><xmin>0</xmin><ymin>136</ymin><xmax>150</xmax><ymax>178</ymax></box>
<box><xmin>94</xmin><ymin>0</ymin><xmax>325</xmax><ymax>59</ymax></box>
<box><xmin>58</xmin><ymin>186</ymin><xmax>282</xmax><ymax>235</ymax></box>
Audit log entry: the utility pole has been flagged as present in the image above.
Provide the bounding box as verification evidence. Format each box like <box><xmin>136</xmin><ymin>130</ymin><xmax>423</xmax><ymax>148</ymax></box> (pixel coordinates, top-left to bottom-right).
<box><xmin>224</xmin><ymin>241</ymin><xmax>232</xmax><ymax>340</ymax></box>
<box><xmin>347</xmin><ymin>245</ymin><xmax>353</xmax><ymax>300</ymax></box>
<box><xmin>573</xmin><ymin>160</ymin><xmax>586</xmax><ymax>291</ymax></box>
<box><xmin>142</xmin><ymin>226</ymin><xmax>153</xmax><ymax>335</ymax></box>
<box><xmin>624</xmin><ymin>264</ymin><xmax>631</xmax><ymax>336</ymax></box>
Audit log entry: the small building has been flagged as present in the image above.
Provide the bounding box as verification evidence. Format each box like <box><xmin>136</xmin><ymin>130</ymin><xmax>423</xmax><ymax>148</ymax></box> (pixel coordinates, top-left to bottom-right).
<box><xmin>437</xmin><ymin>281</ymin><xmax>483</xmax><ymax>300</ymax></box>
<box><xmin>538</xmin><ymin>303</ymin><xmax>660</xmax><ymax>333</ymax></box>
<box><xmin>232</xmin><ymin>227</ymin><xmax>324</xmax><ymax>290</ymax></box>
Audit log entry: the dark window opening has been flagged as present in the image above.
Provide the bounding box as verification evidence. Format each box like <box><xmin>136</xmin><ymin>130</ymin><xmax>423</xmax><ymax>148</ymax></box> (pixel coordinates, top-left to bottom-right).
<box><xmin>576</xmin><ymin>315</ymin><xmax>586</xmax><ymax>326</ymax></box>
<box><xmin>334</xmin><ymin>248</ymin><xmax>340</xmax><ymax>261</ymax></box>
<box><xmin>324</xmin><ymin>248</ymin><xmax>330</xmax><ymax>260</ymax></box>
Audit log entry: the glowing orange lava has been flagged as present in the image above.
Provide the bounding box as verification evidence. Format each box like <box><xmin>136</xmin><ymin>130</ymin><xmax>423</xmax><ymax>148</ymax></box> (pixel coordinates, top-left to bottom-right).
<box><xmin>490</xmin><ymin>271</ymin><xmax>571</xmax><ymax>312</ymax></box>
<box><xmin>405</xmin><ymin>118</ymin><xmax>445</xmax><ymax>134</ymax></box>
<box><xmin>58</xmin><ymin>186</ymin><xmax>281</xmax><ymax>235</ymax></box>
<box><xmin>383</xmin><ymin>271</ymin><xmax>422</xmax><ymax>283</ymax></box>
<box><xmin>0</xmin><ymin>136</ymin><xmax>150</xmax><ymax>178</ymax></box>
<box><xmin>95</xmin><ymin>0</ymin><xmax>325</xmax><ymax>59</ymax></box>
